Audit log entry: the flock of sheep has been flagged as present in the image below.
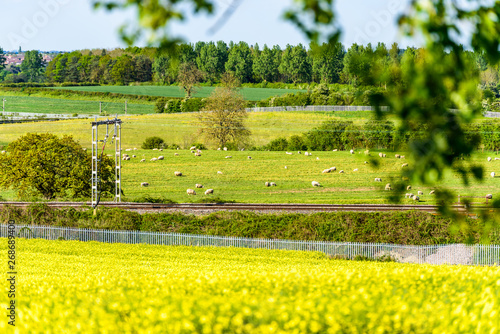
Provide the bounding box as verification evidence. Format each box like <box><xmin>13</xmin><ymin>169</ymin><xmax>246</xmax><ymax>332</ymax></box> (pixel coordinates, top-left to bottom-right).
<box><xmin>117</xmin><ymin>146</ymin><xmax>497</xmax><ymax>201</ymax></box>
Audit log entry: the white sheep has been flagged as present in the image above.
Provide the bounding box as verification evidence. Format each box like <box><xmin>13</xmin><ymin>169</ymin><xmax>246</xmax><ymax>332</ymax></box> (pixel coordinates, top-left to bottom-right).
<box><xmin>187</xmin><ymin>189</ymin><xmax>196</xmax><ymax>195</ymax></box>
<box><xmin>402</xmin><ymin>163</ymin><xmax>409</xmax><ymax>167</ymax></box>
<box><xmin>174</xmin><ymin>171</ymin><xmax>182</xmax><ymax>176</ymax></box>
<box><xmin>158</xmin><ymin>156</ymin><xmax>164</xmax><ymax>160</ymax></box>
<box><xmin>191</xmin><ymin>150</ymin><xmax>195</xmax><ymax>153</ymax></box>
<box><xmin>298</xmin><ymin>151</ymin><xmax>302</xmax><ymax>154</ymax></box>
<box><xmin>194</xmin><ymin>152</ymin><xmax>201</xmax><ymax>156</ymax></box>
<box><xmin>312</xmin><ymin>181</ymin><xmax>321</xmax><ymax>187</ymax></box>
<box><xmin>330</xmin><ymin>167</ymin><xmax>337</xmax><ymax>171</ymax></box>
<box><xmin>195</xmin><ymin>184</ymin><xmax>203</xmax><ymax>188</ymax></box>
<box><xmin>401</xmin><ymin>155</ymin><xmax>405</xmax><ymax>159</ymax></box>
<box><xmin>133</xmin><ymin>148</ymin><xmax>137</xmax><ymax>151</ymax></box>
<box><xmin>159</xmin><ymin>149</ymin><xmax>163</xmax><ymax>151</ymax></box>
<box><xmin>126</xmin><ymin>148</ymin><xmax>131</xmax><ymax>152</ymax></box>
<box><xmin>265</xmin><ymin>182</ymin><xmax>270</xmax><ymax>187</ymax></box>
<box><xmin>385</xmin><ymin>183</ymin><xmax>391</xmax><ymax>191</ymax></box>
<box><xmin>205</xmin><ymin>189</ymin><xmax>214</xmax><ymax>195</ymax></box>
<box><xmin>491</xmin><ymin>172</ymin><xmax>496</xmax><ymax>178</ymax></box>
<box><xmin>339</xmin><ymin>170</ymin><xmax>344</xmax><ymax>173</ymax></box>
<box><xmin>270</xmin><ymin>182</ymin><xmax>277</xmax><ymax>186</ymax></box>
<box><xmin>174</xmin><ymin>153</ymin><xmax>179</xmax><ymax>156</ymax></box>
<box><xmin>429</xmin><ymin>190</ymin><xmax>435</xmax><ymax>195</ymax></box>
<box><xmin>382</xmin><ymin>154</ymin><xmax>386</xmax><ymax>157</ymax></box>
<box><xmin>364</xmin><ymin>150</ymin><xmax>370</xmax><ymax>155</ymax></box>
<box><xmin>412</xmin><ymin>195</ymin><xmax>420</xmax><ymax>201</ymax></box>
<box><xmin>132</xmin><ymin>155</ymin><xmax>136</xmax><ymax>158</ymax></box>
<box><xmin>286</xmin><ymin>152</ymin><xmax>293</xmax><ymax>155</ymax></box>
<box><xmin>353</xmin><ymin>168</ymin><xmax>358</xmax><ymax>172</ymax></box>
<box><xmin>284</xmin><ymin>166</ymin><xmax>287</xmax><ymax>169</ymax></box>
<box><xmin>140</xmin><ymin>182</ymin><xmax>149</xmax><ymax>187</ymax></box>
<box><xmin>418</xmin><ymin>191</ymin><xmax>423</xmax><ymax>195</ymax></box>
<box><xmin>322</xmin><ymin>169</ymin><xmax>331</xmax><ymax>173</ymax></box>
<box><xmin>217</xmin><ymin>147</ymin><xmax>221</xmax><ymax>151</ymax></box>
<box><xmin>486</xmin><ymin>194</ymin><xmax>493</xmax><ymax>199</ymax></box>
<box><xmin>407</xmin><ymin>185</ymin><xmax>412</xmax><ymax>190</ymax></box>
<box><xmin>223</xmin><ymin>147</ymin><xmax>228</xmax><ymax>151</ymax></box>
<box><xmin>379</xmin><ymin>152</ymin><xmax>384</xmax><ymax>158</ymax></box>
<box><xmin>140</xmin><ymin>159</ymin><xmax>145</xmax><ymax>162</ymax></box>
<box><xmin>332</xmin><ymin>149</ymin><xmax>338</xmax><ymax>152</ymax></box>
<box><xmin>217</xmin><ymin>171</ymin><xmax>223</xmax><ymax>175</ymax></box>
<box><xmin>395</xmin><ymin>154</ymin><xmax>401</xmax><ymax>159</ymax></box>
<box><xmin>364</xmin><ymin>161</ymin><xmax>368</xmax><ymax>164</ymax></box>
<box><xmin>150</xmin><ymin>158</ymin><xmax>157</xmax><ymax>162</ymax></box>
<box><xmin>248</xmin><ymin>156</ymin><xmax>252</xmax><ymax>159</ymax></box>
<box><xmin>225</xmin><ymin>156</ymin><xmax>232</xmax><ymax>159</ymax></box>
<box><xmin>488</xmin><ymin>157</ymin><xmax>492</xmax><ymax>162</ymax></box>
<box><xmin>153</xmin><ymin>148</ymin><xmax>158</xmax><ymax>151</ymax></box>
<box><xmin>316</xmin><ymin>157</ymin><xmax>320</xmax><ymax>160</ymax></box>
<box><xmin>350</xmin><ymin>149</ymin><xmax>354</xmax><ymax>154</ymax></box>
<box><xmin>374</xmin><ymin>178</ymin><xmax>382</xmax><ymax>182</ymax></box>
<box><xmin>190</xmin><ymin>146</ymin><xmax>197</xmax><ymax>150</ymax></box>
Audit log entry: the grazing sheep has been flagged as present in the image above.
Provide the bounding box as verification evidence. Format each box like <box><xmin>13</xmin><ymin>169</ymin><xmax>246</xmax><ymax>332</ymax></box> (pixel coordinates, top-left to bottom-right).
<box><xmin>322</xmin><ymin>169</ymin><xmax>331</xmax><ymax>173</ymax></box>
<box><xmin>197</xmin><ymin>149</ymin><xmax>202</xmax><ymax>153</ymax></box>
<box><xmin>284</xmin><ymin>166</ymin><xmax>287</xmax><ymax>169</ymax></box>
<box><xmin>205</xmin><ymin>189</ymin><xmax>214</xmax><ymax>195</ymax></box>
<box><xmin>350</xmin><ymin>149</ymin><xmax>354</xmax><ymax>154</ymax></box>
<box><xmin>191</xmin><ymin>150</ymin><xmax>195</xmax><ymax>153</ymax></box>
<box><xmin>140</xmin><ymin>159</ymin><xmax>146</xmax><ymax>162</ymax></box>
<box><xmin>240</xmin><ymin>148</ymin><xmax>245</xmax><ymax>151</ymax></box>
<box><xmin>353</xmin><ymin>168</ymin><xmax>358</xmax><ymax>172</ymax></box>
<box><xmin>133</xmin><ymin>148</ymin><xmax>137</xmax><ymax>151</ymax></box>
<box><xmin>270</xmin><ymin>182</ymin><xmax>277</xmax><ymax>186</ymax></box>
<box><xmin>312</xmin><ymin>181</ymin><xmax>321</xmax><ymax>187</ymax></box>
<box><xmin>132</xmin><ymin>155</ymin><xmax>136</xmax><ymax>158</ymax></box>
<box><xmin>140</xmin><ymin>182</ymin><xmax>149</xmax><ymax>187</ymax></box>
<box><xmin>382</xmin><ymin>154</ymin><xmax>386</xmax><ymax>157</ymax></box>
<box><xmin>491</xmin><ymin>172</ymin><xmax>496</xmax><ymax>178</ymax></box>
<box><xmin>486</xmin><ymin>194</ymin><xmax>493</xmax><ymax>199</ymax></box>
<box><xmin>495</xmin><ymin>158</ymin><xmax>500</xmax><ymax>160</ymax></box>
<box><xmin>158</xmin><ymin>156</ymin><xmax>164</xmax><ymax>160</ymax></box>
<box><xmin>223</xmin><ymin>147</ymin><xmax>228</xmax><ymax>151</ymax></box>
<box><xmin>330</xmin><ymin>167</ymin><xmax>337</xmax><ymax>171</ymax></box>
<box><xmin>429</xmin><ymin>190</ymin><xmax>435</xmax><ymax>195</ymax></box>
<box><xmin>298</xmin><ymin>151</ymin><xmax>302</xmax><ymax>154</ymax></box>
<box><xmin>339</xmin><ymin>170</ymin><xmax>344</xmax><ymax>173</ymax></box>
<box><xmin>304</xmin><ymin>152</ymin><xmax>310</xmax><ymax>156</ymax></box>
<box><xmin>332</xmin><ymin>149</ymin><xmax>338</xmax><ymax>152</ymax></box>
<box><xmin>402</xmin><ymin>163</ymin><xmax>409</xmax><ymax>167</ymax></box>
<box><xmin>225</xmin><ymin>156</ymin><xmax>232</xmax><ymax>159</ymax></box>
<box><xmin>364</xmin><ymin>161</ymin><xmax>368</xmax><ymax>164</ymax></box>
<box><xmin>316</xmin><ymin>157</ymin><xmax>320</xmax><ymax>160</ymax></box>
<box><xmin>412</xmin><ymin>195</ymin><xmax>420</xmax><ymax>202</ymax></box>
<box><xmin>174</xmin><ymin>153</ymin><xmax>179</xmax><ymax>156</ymax></box>
<box><xmin>248</xmin><ymin>156</ymin><xmax>252</xmax><ymax>159</ymax></box>
<box><xmin>487</xmin><ymin>157</ymin><xmax>492</xmax><ymax>162</ymax></box>
<box><xmin>125</xmin><ymin>157</ymin><xmax>131</xmax><ymax>161</ymax></box>
<box><xmin>217</xmin><ymin>148</ymin><xmax>221</xmax><ymax>150</ymax></box>
<box><xmin>196</xmin><ymin>184</ymin><xmax>203</xmax><ymax>188</ymax></box>
<box><xmin>187</xmin><ymin>189</ymin><xmax>196</xmax><ymax>195</ymax></box>
<box><xmin>395</xmin><ymin>154</ymin><xmax>401</xmax><ymax>158</ymax></box>
<box><xmin>194</xmin><ymin>152</ymin><xmax>201</xmax><ymax>156</ymax></box>
<box><xmin>379</xmin><ymin>152</ymin><xmax>383</xmax><ymax>158</ymax></box>
<box><xmin>374</xmin><ymin>178</ymin><xmax>382</xmax><ymax>182</ymax></box>
<box><xmin>407</xmin><ymin>185</ymin><xmax>412</xmax><ymax>190</ymax></box>
<box><xmin>153</xmin><ymin>148</ymin><xmax>158</xmax><ymax>151</ymax></box>
<box><xmin>286</xmin><ymin>152</ymin><xmax>293</xmax><ymax>155</ymax></box>
<box><xmin>190</xmin><ymin>146</ymin><xmax>197</xmax><ymax>150</ymax></box>
<box><xmin>364</xmin><ymin>150</ymin><xmax>370</xmax><ymax>155</ymax></box>
<box><xmin>401</xmin><ymin>155</ymin><xmax>405</xmax><ymax>159</ymax></box>
<box><xmin>217</xmin><ymin>171</ymin><xmax>223</xmax><ymax>174</ymax></box>
<box><xmin>265</xmin><ymin>182</ymin><xmax>270</xmax><ymax>187</ymax></box>
<box><xmin>159</xmin><ymin>149</ymin><xmax>163</xmax><ymax>151</ymax></box>
<box><xmin>174</xmin><ymin>171</ymin><xmax>182</xmax><ymax>176</ymax></box>
<box><xmin>405</xmin><ymin>193</ymin><xmax>414</xmax><ymax>198</ymax></box>
<box><xmin>385</xmin><ymin>183</ymin><xmax>392</xmax><ymax>191</ymax></box>
<box><xmin>150</xmin><ymin>158</ymin><xmax>157</xmax><ymax>162</ymax></box>
<box><xmin>126</xmin><ymin>148</ymin><xmax>131</xmax><ymax>152</ymax></box>
<box><xmin>418</xmin><ymin>191</ymin><xmax>423</xmax><ymax>195</ymax></box>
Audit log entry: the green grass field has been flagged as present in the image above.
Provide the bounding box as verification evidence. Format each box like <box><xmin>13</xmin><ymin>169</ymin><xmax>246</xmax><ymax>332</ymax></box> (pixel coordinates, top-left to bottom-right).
<box><xmin>0</xmin><ymin>93</ymin><xmax>154</xmax><ymax>115</ymax></box>
<box><xmin>50</xmin><ymin>85</ymin><xmax>307</xmax><ymax>100</ymax></box>
<box><xmin>4</xmin><ymin>238</ymin><xmax>499</xmax><ymax>333</ymax></box>
<box><xmin>0</xmin><ymin>112</ymin><xmax>498</xmax><ymax>203</ymax></box>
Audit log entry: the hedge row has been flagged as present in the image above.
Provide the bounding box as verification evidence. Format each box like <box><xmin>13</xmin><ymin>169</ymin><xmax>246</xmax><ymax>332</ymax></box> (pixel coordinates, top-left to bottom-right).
<box><xmin>263</xmin><ymin>120</ymin><xmax>500</xmax><ymax>151</ymax></box>
<box><xmin>1</xmin><ymin>204</ymin><xmax>497</xmax><ymax>245</ymax></box>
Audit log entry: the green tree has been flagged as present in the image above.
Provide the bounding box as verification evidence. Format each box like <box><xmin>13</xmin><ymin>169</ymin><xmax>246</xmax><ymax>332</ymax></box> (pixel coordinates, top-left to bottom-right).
<box><xmin>196</xmin><ymin>41</ymin><xmax>223</xmax><ymax>83</ymax></box>
<box><xmin>197</xmin><ymin>75</ymin><xmax>250</xmax><ymax>147</ymax></box>
<box><xmin>110</xmin><ymin>54</ymin><xmax>135</xmax><ymax>84</ymax></box>
<box><xmin>21</xmin><ymin>50</ymin><xmax>45</xmax><ymax>82</ymax></box>
<box><xmin>253</xmin><ymin>44</ymin><xmax>280</xmax><ymax>83</ymax></box>
<box><xmin>177</xmin><ymin>62</ymin><xmax>204</xmax><ymax>98</ymax></box>
<box><xmin>225</xmin><ymin>42</ymin><xmax>253</xmax><ymax>83</ymax></box>
<box><xmin>0</xmin><ymin>133</ymin><xmax>114</xmax><ymax>200</ymax></box>
<box><xmin>310</xmin><ymin>41</ymin><xmax>344</xmax><ymax>83</ymax></box>
<box><xmin>152</xmin><ymin>54</ymin><xmax>174</xmax><ymax>84</ymax></box>
<box><xmin>0</xmin><ymin>47</ymin><xmax>6</xmax><ymax>72</ymax></box>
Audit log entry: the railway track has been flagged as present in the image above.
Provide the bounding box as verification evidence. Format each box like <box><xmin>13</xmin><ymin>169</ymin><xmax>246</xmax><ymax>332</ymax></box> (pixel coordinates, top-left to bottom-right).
<box><xmin>0</xmin><ymin>202</ymin><xmax>487</xmax><ymax>214</ymax></box>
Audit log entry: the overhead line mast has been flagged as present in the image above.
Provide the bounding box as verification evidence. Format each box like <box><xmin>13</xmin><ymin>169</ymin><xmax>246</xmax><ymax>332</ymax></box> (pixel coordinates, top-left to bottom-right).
<box><xmin>91</xmin><ymin>116</ymin><xmax>122</xmax><ymax>213</ymax></box>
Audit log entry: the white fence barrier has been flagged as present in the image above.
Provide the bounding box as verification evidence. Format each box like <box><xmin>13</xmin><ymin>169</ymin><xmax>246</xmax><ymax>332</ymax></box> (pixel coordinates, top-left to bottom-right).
<box><xmin>2</xmin><ymin>225</ymin><xmax>499</xmax><ymax>266</ymax></box>
<box><xmin>245</xmin><ymin>105</ymin><xmax>390</xmax><ymax>112</ymax></box>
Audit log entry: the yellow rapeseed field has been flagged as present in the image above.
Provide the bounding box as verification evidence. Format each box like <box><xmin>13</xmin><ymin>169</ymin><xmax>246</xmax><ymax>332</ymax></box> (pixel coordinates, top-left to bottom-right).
<box><xmin>1</xmin><ymin>238</ymin><xmax>499</xmax><ymax>333</ymax></box>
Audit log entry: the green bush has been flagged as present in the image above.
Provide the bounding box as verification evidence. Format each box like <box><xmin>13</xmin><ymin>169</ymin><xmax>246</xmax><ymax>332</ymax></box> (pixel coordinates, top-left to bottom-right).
<box><xmin>305</xmin><ymin>120</ymin><xmax>353</xmax><ymax>151</ymax></box>
<box><xmin>155</xmin><ymin>97</ymin><xmax>168</xmax><ymax>113</ymax></box>
<box><xmin>287</xmin><ymin>135</ymin><xmax>307</xmax><ymax>151</ymax></box>
<box><xmin>165</xmin><ymin>99</ymin><xmax>181</xmax><ymax>113</ymax></box>
<box><xmin>180</xmin><ymin>97</ymin><xmax>204</xmax><ymax>112</ymax></box>
<box><xmin>265</xmin><ymin>137</ymin><xmax>289</xmax><ymax>151</ymax></box>
<box><xmin>190</xmin><ymin>143</ymin><xmax>206</xmax><ymax>150</ymax></box>
<box><xmin>141</xmin><ymin>136</ymin><xmax>165</xmax><ymax>149</ymax></box>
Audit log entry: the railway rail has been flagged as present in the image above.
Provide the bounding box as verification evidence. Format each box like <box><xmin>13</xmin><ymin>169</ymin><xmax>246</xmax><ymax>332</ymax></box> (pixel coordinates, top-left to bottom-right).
<box><xmin>0</xmin><ymin>202</ymin><xmax>489</xmax><ymax>214</ymax></box>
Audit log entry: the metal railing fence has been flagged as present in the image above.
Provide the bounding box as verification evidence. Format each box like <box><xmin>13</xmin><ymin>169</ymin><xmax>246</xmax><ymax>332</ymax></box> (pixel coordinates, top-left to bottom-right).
<box><xmin>1</xmin><ymin>225</ymin><xmax>499</xmax><ymax>266</ymax></box>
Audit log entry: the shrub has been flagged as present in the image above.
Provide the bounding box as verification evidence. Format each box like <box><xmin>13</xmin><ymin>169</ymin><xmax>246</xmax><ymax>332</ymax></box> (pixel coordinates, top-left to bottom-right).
<box><xmin>305</xmin><ymin>120</ymin><xmax>353</xmax><ymax>151</ymax></box>
<box><xmin>155</xmin><ymin>97</ymin><xmax>168</xmax><ymax>113</ymax></box>
<box><xmin>266</xmin><ymin>137</ymin><xmax>289</xmax><ymax>151</ymax></box>
<box><xmin>141</xmin><ymin>136</ymin><xmax>165</xmax><ymax>149</ymax></box>
<box><xmin>165</xmin><ymin>99</ymin><xmax>181</xmax><ymax>113</ymax></box>
<box><xmin>180</xmin><ymin>97</ymin><xmax>204</xmax><ymax>112</ymax></box>
<box><xmin>190</xmin><ymin>143</ymin><xmax>206</xmax><ymax>150</ymax></box>
<box><xmin>287</xmin><ymin>135</ymin><xmax>307</xmax><ymax>151</ymax></box>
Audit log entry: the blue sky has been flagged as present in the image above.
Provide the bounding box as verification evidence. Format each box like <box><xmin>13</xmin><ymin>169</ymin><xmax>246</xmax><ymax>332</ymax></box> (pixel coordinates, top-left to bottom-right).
<box><xmin>1</xmin><ymin>0</ymin><xmax>412</xmax><ymax>51</ymax></box>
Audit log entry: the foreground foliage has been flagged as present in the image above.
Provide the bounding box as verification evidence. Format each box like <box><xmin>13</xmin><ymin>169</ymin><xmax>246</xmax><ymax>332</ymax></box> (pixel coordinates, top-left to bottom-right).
<box><xmin>2</xmin><ymin>238</ymin><xmax>498</xmax><ymax>333</ymax></box>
